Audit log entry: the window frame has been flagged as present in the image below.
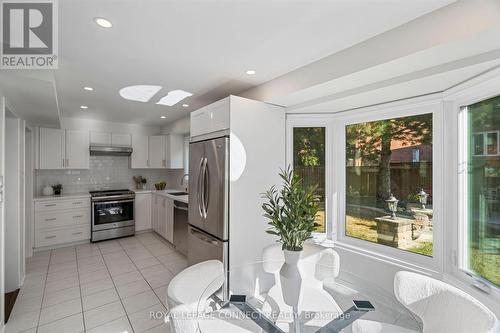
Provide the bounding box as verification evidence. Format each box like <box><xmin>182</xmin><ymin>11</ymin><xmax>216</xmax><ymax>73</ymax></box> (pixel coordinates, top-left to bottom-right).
<box><xmin>335</xmin><ymin>99</ymin><xmax>444</xmax><ymax>272</ymax></box>
<box><xmin>286</xmin><ymin>117</ymin><xmax>332</xmax><ymax>240</ymax></box>
<box><xmin>443</xmin><ymin>68</ymin><xmax>500</xmax><ymax>303</ymax></box>
<box><xmin>287</xmin><ymin>96</ymin><xmax>444</xmax><ymax>273</ymax></box>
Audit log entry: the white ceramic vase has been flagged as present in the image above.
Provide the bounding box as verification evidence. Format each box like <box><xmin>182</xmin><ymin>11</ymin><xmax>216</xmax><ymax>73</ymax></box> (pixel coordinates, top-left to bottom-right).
<box><xmin>42</xmin><ymin>185</ymin><xmax>54</xmax><ymax>196</ymax></box>
<box><xmin>280</xmin><ymin>249</ymin><xmax>303</xmax><ymax>308</ymax></box>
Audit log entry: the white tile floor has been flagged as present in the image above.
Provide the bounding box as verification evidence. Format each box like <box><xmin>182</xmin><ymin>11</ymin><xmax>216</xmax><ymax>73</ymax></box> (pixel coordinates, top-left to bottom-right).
<box><xmin>6</xmin><ymin>232</ymin><xmax>189</xmax><ymax>333</ymax></box>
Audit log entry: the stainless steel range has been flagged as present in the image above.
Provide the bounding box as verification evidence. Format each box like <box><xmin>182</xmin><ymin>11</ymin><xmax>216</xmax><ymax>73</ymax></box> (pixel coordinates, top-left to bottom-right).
<box><xmin>90</xmin><ymin>189</ymin><xmax>135</xmax><ymax>242</ymax></box>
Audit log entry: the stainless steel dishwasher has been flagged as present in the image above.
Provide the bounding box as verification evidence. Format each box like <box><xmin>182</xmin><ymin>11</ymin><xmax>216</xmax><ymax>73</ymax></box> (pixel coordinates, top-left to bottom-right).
<box><xmin>173</xmin><ymin>200</ymin><xmax>188</xmax><ymax>256</ymax></box>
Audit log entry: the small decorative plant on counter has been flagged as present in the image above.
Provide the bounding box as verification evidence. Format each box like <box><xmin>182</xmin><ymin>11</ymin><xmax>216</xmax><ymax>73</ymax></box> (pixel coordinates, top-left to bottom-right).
<box><xmin>52</xmin><ymin>184</ymin><xmax>63</xmax><ymax>195</ymax></box>
<box><xmin>154</xmin><ymin>181</ymin><xmax>166</xmax><ymax>190</ymax></box>
<box><xmin>261</xmin><ymin>166</ymin><xmax>320</xmax><ymax>251</ymax></box>
<box><xmin>133</xmin><ymin>176</ymin><xmax>147</xmax><ymax>190</ymax></box>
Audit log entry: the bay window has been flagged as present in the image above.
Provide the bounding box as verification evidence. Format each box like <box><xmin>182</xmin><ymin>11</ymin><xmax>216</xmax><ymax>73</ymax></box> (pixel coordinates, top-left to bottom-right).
<box><xmin>345</xmin><ymin>113</ymin><xmax>434</xmax><ymax>256</ymax></box>
<box><xmin>292</xmin><ymin>127</ymin><xmax>326</xmax><ymax>233</ymax></box>
<box><xmin>464</xmin><ymin>95</ymin><xmax>500</xmax><ymax>286</ymax></box>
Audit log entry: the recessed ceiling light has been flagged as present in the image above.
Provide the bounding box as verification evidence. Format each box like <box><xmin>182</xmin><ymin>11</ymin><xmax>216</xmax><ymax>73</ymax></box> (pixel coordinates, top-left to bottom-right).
<box><xmin>94</xmin><ymin>17</ymin><xmax>112</xmax><ymax>28</ymax></box>
<box><xmin>119</xmin><ymin>85</ymin><xmax>162</xmax><ymax>103</ymax></box>
<box><xmin>80</xmin><ymin>105</ymin><xmax>88</xmax><ymax>109</ymax></box>
<box><xmin>246</xmin><ymin>69</ymin><xmax>256</xmax><ymax>75</ymax></box>
<box><xmin>84</xmin><ymin>86</ymin><xmax>94</xmax><ymax>91</ymax></box>
<box><xmin>160</xmin><ymin>116</ymin><xmax>166</xmax><ymax>119</ymax></box>
<box><xmin>156</xmin><ymin>90</ymin><xmax>193</xmax><ymax>106</ymax></box>
<box><xmin>182</xmin><ymin>104</ymin><xmax>189</xmax><ymax>107</ymax></box>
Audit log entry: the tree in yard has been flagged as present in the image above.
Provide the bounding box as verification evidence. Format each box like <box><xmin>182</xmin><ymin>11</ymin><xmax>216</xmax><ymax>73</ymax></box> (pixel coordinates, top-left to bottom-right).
<box><xmin>293</xmin><ymin>127</ymin><xmax>325</xmax><ymax>167</ymax></box>
<box><xmin>346</xmin><ymin>114</ymin><xmax>432</xmax><ymax>203</ymax></box>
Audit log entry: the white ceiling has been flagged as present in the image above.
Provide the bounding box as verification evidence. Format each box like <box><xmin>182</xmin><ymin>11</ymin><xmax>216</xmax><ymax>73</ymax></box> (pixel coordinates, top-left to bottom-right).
<box><xmin>0</xmin><ymin>0</ymin><xmax>455</xmax><ymax>126</ymax></box>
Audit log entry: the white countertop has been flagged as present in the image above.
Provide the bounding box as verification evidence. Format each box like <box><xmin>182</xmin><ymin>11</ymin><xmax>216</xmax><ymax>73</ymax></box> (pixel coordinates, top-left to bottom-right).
<box><xmin>34</xmin><ymin>193</ymin><xmax>91</xmax><ymax>202</ymax></box>
<box><xmin>134</xmin><ymin>189</ymin><xmax>188</xmax><ymax>204</ymax></box>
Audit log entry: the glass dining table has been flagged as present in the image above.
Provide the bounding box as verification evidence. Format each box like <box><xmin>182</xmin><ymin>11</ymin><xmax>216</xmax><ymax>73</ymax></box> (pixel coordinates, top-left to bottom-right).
<box><xmin>192</xmin><ymin>261</ymin><xmax>422</xmax><ymax>333</ymax></box>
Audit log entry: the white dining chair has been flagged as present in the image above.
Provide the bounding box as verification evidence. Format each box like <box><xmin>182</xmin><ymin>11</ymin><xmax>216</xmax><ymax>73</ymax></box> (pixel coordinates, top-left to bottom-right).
<box><xmin>353</xmin><ymin>271</ymin><xmax>500</xmax><ymax>333</ymax></box>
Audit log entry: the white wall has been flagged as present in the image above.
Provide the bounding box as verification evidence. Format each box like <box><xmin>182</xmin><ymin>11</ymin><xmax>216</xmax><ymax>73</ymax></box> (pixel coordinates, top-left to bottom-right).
<box><xmin>0</xmin><ymin>96</ymin><xmax>5</xmax><ymax>329</ymax></box>
<box><xmin>161</xmin><ymin>116</ymin><xmax>190</xmax><ymax>135</ymax></box>
<box><xmin>4</xmin><ymin>114</ymin><xmax>22</xmax><ymax>292</ymax></box>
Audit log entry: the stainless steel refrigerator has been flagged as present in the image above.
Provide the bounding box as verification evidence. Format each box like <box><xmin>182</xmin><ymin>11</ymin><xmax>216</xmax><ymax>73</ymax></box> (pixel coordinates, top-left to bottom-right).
<box><xmin>187</xmin><ymin>136</ymin><xmax>229</xmax><ymax>270</ymax></box>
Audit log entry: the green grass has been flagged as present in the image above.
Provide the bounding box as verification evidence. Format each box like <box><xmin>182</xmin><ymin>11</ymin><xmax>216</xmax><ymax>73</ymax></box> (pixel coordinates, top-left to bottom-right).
<box><xmin>408</xmin><ymin>242</ymin><xmax>433</xmax><ymax>256</ymax></box>
<box><xmin>346</xmin><ymin>215</ymin><xmax>432</xmax><ymax>256</ymax></box>
<box><xmin>470</xmin><ymin>248</ymin><xmax>500</xmax><ymax>286</ymax></box>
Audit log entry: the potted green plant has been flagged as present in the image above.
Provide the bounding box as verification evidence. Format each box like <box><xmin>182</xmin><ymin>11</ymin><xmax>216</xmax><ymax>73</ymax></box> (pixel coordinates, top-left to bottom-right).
<box><xmin>262</xmin><ymin>166</ymin><xmax>320</xmax><ymax>252</ymax></box>
<box><xmin>262</xmin><ymin>167</ymin><xmax>320</xmax><ymax>302</ymax></box>
<box><xmin>52</xmin><ymin>184</ymin><xmax>63</xmax><ymax>196</ymax></box>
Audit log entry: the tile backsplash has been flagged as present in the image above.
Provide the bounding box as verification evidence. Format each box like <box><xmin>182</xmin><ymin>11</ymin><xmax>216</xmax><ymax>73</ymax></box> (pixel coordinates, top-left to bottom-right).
<box><xmin>35</xmin><ymin>156</ymin><xmax>186</xmax><ymax>195</ymax></box>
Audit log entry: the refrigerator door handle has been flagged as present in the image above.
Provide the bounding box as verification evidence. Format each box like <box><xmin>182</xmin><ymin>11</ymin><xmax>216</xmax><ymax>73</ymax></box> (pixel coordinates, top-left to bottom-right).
<box><xmin>197</xmin><ymin>157</ymin><xmax>204</xmax><ymax>218</ymax></box>
<box><xmin>203</xmin><ymin>157</ymin><xmax>209</xmax><ymax>218</ymax></box>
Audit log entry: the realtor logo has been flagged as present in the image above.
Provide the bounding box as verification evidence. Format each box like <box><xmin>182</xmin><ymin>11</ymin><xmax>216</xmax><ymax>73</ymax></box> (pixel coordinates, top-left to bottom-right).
<box><xmin>1</xmin><ymin>0</ymin><xmax>58</xmax><ymax>69</ymax></box>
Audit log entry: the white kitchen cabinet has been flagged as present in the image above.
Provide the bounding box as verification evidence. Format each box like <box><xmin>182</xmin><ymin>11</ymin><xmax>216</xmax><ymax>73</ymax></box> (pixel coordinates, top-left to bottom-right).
<box><xmin>190</xmin><ymin>97</ymin><xmax>230</xmax><ymax>138</ymax></box>
<box><xmin>34</xmin><ymin>196</ymin><xmax>91</xmax><ymax>249</ymax></box>
<box><xmin>65</xmin><ymin>130</ymin><xmax>89</xmax><ymax>169</ymax></box>
<box><xmin>90</xmin><ymin>132</ymin><xmax>131</xmax><ymax>147</ymax></box>
<box><xmin>164</xmin><ymin>197</ymin><xmax>174</xmax><ymax>243</ymax></box>
<box><xmin>90</xmin><ymin>132</ymin><xmax>111</xmax><ymax>145</ymax></box>
<box><xmin>148</xmin><ymin>136</ymin><xmax>166</xmax><ymax>168</ymax></box>
<box><xmin>165</xmin><ymin>134</ymin><xmax>184</xmax><ymax>169</ymax></box>
<box><xmin>158</xmin><ymin>197</ymin><xmax>167</xmax><ymax>238</ymax></box>
<box><xmin>151</xmin><ymin>194</ymin><xmax>160</xmax><ymax>233</ymax></box>
<box><xmin>111</xmin><ymin>133</ymin><xmax>132</xmax><ymax>147</ymax></box>
<box><xmin>39</xmin><ymin>128</ymin><xmax>89</xmax><ymax>169</ymax></box>
<box><xmin>135</xmin><ymin>193</ymin><xmax>151</xmax><ymax>231</ymax></box>
<box><xmin>131</xmin><ymin>134</ymin><xmax>149</xmax><ymax>168</ymax></box>
<box><xmin>150</xmin><ymin>194</ymin><xmax>174</xmax><ymax>243</ymax></box>
<box><xmin>39</xmin><ymin>128</ymin><xmax>65</xmax><ymax>169</ymax></box>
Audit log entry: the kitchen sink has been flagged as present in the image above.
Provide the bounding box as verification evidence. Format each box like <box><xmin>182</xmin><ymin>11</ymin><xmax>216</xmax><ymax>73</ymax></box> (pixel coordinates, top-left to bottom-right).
<box><xmin>168</xmin><ymin>191</ymin><xmax>188</xmax><ymax>196</ymax></box>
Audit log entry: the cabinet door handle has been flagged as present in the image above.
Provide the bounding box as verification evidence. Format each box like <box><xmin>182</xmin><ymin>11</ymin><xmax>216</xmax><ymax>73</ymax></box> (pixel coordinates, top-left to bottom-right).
<box><xmin>72</xmin><ymin>202</ymin><xmax>82</xmax><ymax>205</ymax></box>
<box><xmin>73</xmin><ymin>215</ymin><xmax>82</xmax><ymax>218</ymax></box>
<box><xmin>72</xmin><ymin>232</ymin><xmax>82</xmax><ymax>235</ymax></box>
<box><xmin>45</xmin><ymin>235</ymin><xmax>56</xmax><ymax>239</ymax></box>
<box><xmin>62</xmin><ymin>158</ymin><xmax>65</xmax><ymax>167</ymax></box>
<box><xmin>44</xmin><ymin>218</ymin><xmax>57</xmax><ymax>221</ymax></box>
<box><xmin>45</xmin><ymin>204</ymin><xmax>56</xmax><ymax>207</ymax></box>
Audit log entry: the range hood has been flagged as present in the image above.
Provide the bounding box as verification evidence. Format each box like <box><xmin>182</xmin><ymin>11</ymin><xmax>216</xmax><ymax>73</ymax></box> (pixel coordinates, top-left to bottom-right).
<box><xmin>90</xmin><ymin>146</ymin><xmax>133</xmax><ymax>156</ymax></box>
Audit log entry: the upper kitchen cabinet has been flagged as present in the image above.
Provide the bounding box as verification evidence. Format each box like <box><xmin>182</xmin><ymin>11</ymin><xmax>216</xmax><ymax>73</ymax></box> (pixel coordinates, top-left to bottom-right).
<box><xmin>65</xmin><ymin>130</ymin><xmax>90</xmax><ymax>169</ymax></box>
<box><xmin>39</xmin><ymin>128</ymin><xmax>65</xmax><ymax>169</ymax></box>
<box><xmin>39</xmin><ymin>128</ymin><xmax>89</xmax><ymax>169</ymax></box>
<box><xmin>148</xmin><ymin>135</ymin><xmax>166</xmax><ymax>168</ymax></box>
<box><xmin>165</xmin><ymin>134</ymin><xmax>184</xmax><ymax>169</ymax></box>
<box><xmin>131</xmin><ymin>134</ymin><xmax>149</xmax><ymax>168</ymax></box>
<box><xmin>90</xmin><ymin>132</ymin><xmax>131</xmax><ymax>147</ymax></box>
<box><xmin>90</xmin><ymin>132</ymin><xmax>111</xmax><ymax>145</ymax></box>
<box><xmin>111</xmin><ymin>133</ymin><xmax>132</xmax><ymax>147</ymax></box>
<box><xmin>131</xmin><ymin>134</ymin><xmax>184</xmax><ymax>169</ymax></box>
<box><xmin>190</xmin><ymin>97</ymin><xmax>230</xmax><ymax>138</ymax></box>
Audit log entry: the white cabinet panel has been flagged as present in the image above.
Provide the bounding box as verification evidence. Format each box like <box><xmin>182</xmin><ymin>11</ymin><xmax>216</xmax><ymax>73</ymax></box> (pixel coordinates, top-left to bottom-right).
<box><xmin>39</xmin><ymin>128</ymin><xmax>65</xmax><ymax>169</ymax></box>
<box><xmin>90</xmin><ymin>132</ymin><xmax>111</xmax><ymax>145</ymax></box>
<box><xmin>135</xmin><ymin>193</ymin><xmax>151</xmax><ymax>231</ymax></box>
<box><xmin>148</xmin><ymin>136</ymin><xmax>166</xmax><ymax>168</ymax></box>
<box><xmin>151</xmin><ymin>195</ymin><xmax>159</xmax><ymax>233</ymax></box>
<box><xmin>111</xmin><ymin>133</ymin><xmax>131</xmax><ymax>147</ymax></box>
<box><xmin>165</xmin><ymin>134</ymin><xmax>184</xmax><ymax>169</ymax></box>
<box><xmin>131</xmin><ymin>134</ymin><xmax>149</xmax><ymax>168</ymax></box>
<box><xmin>65</xmin><ymin>130</ymin><xmax>89</xmax><ymax>169</ymax></box>
<box><xmin>190</xmin><ymin>97</ymin><xmax>230</xmax><ymax>137</ymax></box>
<box><xmin>158</xmin><ymin>197</ymin><xmax>167</xmax><ymax>239</ymax></box>
<box><xmin>165</xmin><ymin>198</ymin><xmax>174</xmax><ymax>243</ymax></box>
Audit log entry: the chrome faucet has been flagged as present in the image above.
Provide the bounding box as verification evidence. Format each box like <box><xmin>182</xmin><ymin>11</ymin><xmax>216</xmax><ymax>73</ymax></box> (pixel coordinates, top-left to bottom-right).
<box><xmin>181</xmin><ymin>174</ymin><xmax>189</xmax><ymax>192</ymax></box>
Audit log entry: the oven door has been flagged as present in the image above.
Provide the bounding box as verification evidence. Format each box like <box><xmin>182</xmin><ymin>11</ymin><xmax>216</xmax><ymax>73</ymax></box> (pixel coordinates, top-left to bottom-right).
<box><xmin>92</xmin><ymin>199</ymin><xmax>135</xmax><ymax>231</ymax></box>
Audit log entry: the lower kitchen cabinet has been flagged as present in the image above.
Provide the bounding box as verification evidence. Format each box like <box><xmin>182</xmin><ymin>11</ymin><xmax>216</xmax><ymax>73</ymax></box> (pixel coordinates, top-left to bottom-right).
<box><xmin>151</xmin><ymin>193</ymin><xmax>174</xmax><ymax>243</ymax></box>
<box><xmin>135</xmin><ymin>192</ymin><xmax>151</xmax><ymax>231</ymax></box>
<box><xmin>34</xmin><ymin>196</ymin><xmax>91</xmax><ymax>249</ymax></box>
